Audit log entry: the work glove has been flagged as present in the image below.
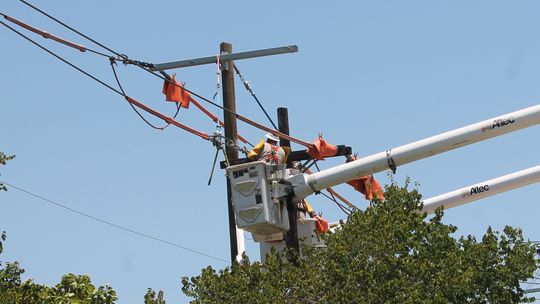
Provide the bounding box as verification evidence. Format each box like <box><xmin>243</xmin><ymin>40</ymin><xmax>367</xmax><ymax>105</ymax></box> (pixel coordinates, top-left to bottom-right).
<box><xmin>314</xmin><ymin>216</ymin><xmax>329</xmax><ymax>234</ymax></box>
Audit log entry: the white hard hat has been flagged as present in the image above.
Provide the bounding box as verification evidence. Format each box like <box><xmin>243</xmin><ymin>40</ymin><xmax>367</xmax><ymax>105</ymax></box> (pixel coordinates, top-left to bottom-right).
<box><xmin>265</xmin><ymin>133</ymin><xmax>279</xmax><ymax>142</ymax></box>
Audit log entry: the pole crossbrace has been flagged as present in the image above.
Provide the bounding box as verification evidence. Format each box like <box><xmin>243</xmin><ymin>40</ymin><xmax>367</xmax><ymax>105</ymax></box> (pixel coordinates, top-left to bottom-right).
<box><xmin>151</xmin><ymin>45</ymin><xmax>298</xmax><ymax>71</ymax></box>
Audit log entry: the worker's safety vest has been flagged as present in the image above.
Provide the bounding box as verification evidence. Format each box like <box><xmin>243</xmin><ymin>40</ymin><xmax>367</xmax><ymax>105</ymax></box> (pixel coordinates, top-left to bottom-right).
<box><xmin>259</xmin><ymin>143</ymin><xmax>286</xmax><ymax>165</ymax></box>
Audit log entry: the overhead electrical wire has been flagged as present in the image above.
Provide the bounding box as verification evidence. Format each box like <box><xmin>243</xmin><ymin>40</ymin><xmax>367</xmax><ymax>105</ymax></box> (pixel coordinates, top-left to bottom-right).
<box><xmin>1</xmin><ymin>12</ymin><xmax>184</xmax><ymax>133</ymax></box>
<box><xmin>13</xmin><ymin>0</ymin><xmax>315</xmax><ymax>149</ymax></box>
<box><xmin>3</xmin><ymin>5</ymin><xmax>357</xmax><ymax>227</ymax></box>
<box><xmin>18</xmin><ymin>0</ymin><xmax>120</xmax><ymax>58</ymax></box>
<box><xmin>0</xmin><ymin>18</ymin><xmax>210</xmax><ymax>140</ymax></box>
<box><xmin>234</xmin><ymin>64</ymin><xmax>278</xmax><ymax>130</ymax></box>
<box><xmin>296</xmin><ymin>165</ymin><xmax>355</xmax><ymax>216</ymax></box>
<box><xmin>0</xmin><ymin>18</ymin><xmax>121</xmax><ymax>96</ymax></box>
<box><xmin>0</xmin><ymin>13</ymin><xmax>251</xmax><ymax>173</ymax></box>
<box><xmin>4</xmin><ymin>2</ymin><xmax>354</xmax><ymax>227</ymax></box>
<box><xmin>0</xmin><ymin>180</ymin><xmax>229</xmax><ymax>263</ymax></box>
<box><xmin>1</xmin><ymin>12</ymin><xmax>110</xmax><ymax>58</ymax></box>
<box><xmin>320</xmin><ymin>191</ymin><xmax>352</xmax><ymax>216</ymax></box>
<box><xmin>110</xmin><ymin>58</ymin><xmax>181</xmax><ymax>130</ymax></box>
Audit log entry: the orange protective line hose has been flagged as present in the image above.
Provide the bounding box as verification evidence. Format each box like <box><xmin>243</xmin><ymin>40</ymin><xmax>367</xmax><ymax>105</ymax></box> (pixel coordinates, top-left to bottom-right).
<box><xmin>4</xmin><ymin>14</ymin><xmax>86</xmax><ymax>52</ymax></box>
<box><xmin>326</xmin><ymin>188</ymin><xmax>356</xmax><ymax>209</ymax></box>
<box><xmin>126</xmin><ymin>96</ymin><xmax>210</xmax><ymax>140</ymax></box>
<box><xmin>190</xmin><ymin>97</ymin><xmax>249</xmax><ymax>144</ymax></box>
<box><xmin>236</xmin><ymin>115</ymin><xmax>315</xmax><ymax>149</ymax></box>
<box><xmin>190</xmin><ymin>97</ymin><xmax>219</xmax><ymax>123</ymax></box>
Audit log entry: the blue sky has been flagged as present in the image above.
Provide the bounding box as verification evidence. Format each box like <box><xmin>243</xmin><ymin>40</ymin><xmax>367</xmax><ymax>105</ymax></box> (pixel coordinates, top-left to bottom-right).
<box><xmin>2</xmin><ymin>1</ymin><xmax>540</xmax><ymax>303</ymax></box>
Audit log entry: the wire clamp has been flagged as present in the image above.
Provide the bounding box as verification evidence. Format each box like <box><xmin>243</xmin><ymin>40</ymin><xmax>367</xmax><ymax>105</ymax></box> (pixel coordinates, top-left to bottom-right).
<box><xmin>386</xmin><ymin>149</ymin><xmax>397</xmax><ymax>174</ymax></box>
<box><xmin>119</xmin><ymin>54</ymin><xmax>154</xmax><ymax>69</ymax></box>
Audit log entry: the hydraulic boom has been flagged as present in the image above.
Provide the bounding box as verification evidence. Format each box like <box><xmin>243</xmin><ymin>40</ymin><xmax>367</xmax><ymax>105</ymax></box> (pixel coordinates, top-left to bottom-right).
<box><xmin>289</xmin><ymin>104</ymin><xmax>540</xmax><ymax>200</ymax></box>
<box><xmin>421</xmin><ymin>164</ymin><xmax>540</xmax><ymax>214</ymax></box>
<box><xmin>227</xmin><ymin>104</ymin><xmax>540</xmax><ymax>238</ymax></box>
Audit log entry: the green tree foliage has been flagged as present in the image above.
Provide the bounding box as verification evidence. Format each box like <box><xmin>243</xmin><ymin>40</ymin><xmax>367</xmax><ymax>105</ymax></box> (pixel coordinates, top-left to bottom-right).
<box><xmin>182</xmin><ymin>182</ymin><xmax>539</xmax><ymax>303</ymax></box>
<box><xmin>0</xmin><ymin>264</ymin><xmax>118</xmax><ymax>304</ymax></box>
<box><xmin>144</xmin><ymin>288</ymin><xmax>166</xmax><ymax>304</ymax></box>
<box><xmin>0</xmin><ymin>151</ymin><xmax>15</xmax><ymax>191</ymax></box>
<box><xmin>0</xmin><ymin>237</ymin><xmax>119</xmax><ymax>303</ymax></box>
<box><xmin>0</xmin><ymin>151</ymin><xmax>12</xmax><ymax>255</ymax></box>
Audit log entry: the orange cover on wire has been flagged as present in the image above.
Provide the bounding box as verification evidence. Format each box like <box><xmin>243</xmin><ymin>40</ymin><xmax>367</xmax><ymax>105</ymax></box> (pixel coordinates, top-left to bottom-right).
<box><xmin>346</xmin><ymin>155</ymin><xmax>385</xmax><ymax>201</ymax></box>
<box><xmin>307</xmin><ymin>136</ymin><xmax>338</xmax><ymax>160</ymax></box>
<box><xmin>162</xmin><ymin>74</ymin><xmax>191</xmax><ymax>108</ymax></box>
<box><xmin>315</xmin><ymin>217</ymin><xmax>329</xmax><ymax>234</ymax></box>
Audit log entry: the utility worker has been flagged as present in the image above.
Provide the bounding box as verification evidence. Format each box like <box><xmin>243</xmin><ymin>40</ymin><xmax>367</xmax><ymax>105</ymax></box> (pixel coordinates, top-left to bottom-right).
<box><xmin>247</xmin><ymin>133</ymin><xmax>289</xmax><ymax>165</ymax></box>
<box><xmin>298</xmin><ymin>199</ymin><xmax>329</xmax><ymax>233</ymax></box>
<box><xmin>297</xmin><ymin>199</ymin><xmax>316</xmax><ymax>219</ymax></box>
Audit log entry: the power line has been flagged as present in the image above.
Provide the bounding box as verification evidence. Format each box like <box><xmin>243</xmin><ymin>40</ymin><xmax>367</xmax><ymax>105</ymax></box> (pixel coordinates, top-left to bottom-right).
<box><xmin>0</xmin><ymin>180</ymin><xmax>229</xmax><ymax>263</ymax></box>
<box><xmin>234</xmin><ymin>64</ymin><xmax>278</xmax><ymax>130</ymax></box>
<box><xmin>15</xmin><ymin>0</ymin><xmax>235</xmax><ymax>112</ymax></box>
<box><xmin>0</xmin><ymin>19</ymin><xmax>210</xmax><ymax>140</ymax></box>
<box><xmin>19</xmin><ymin>0</ymin><xmax>121</xmax><ymax>59</ymax></box>
<box><xmin>313</xmin><ymin>162</ymin><xmax>355</xmax><ymax>214</ymax></box>
<box><xmin>0</xmin><ymin>19</ymin><xmax>123</xmax><ymax>96</ymax></box>
<box><xmin>109</xmin><ymin>58</ymin><xmax>181</xmax><ymax>130</ymax></box>
<box><xmin>14</xmin><ymin>0</ymin><xmax>315</xmax><ymax>148</ymax></box>
<box><xmin>0</xmin><ymin>12</ymin><xmax>112</xmax><ymax>59</ymax></box>
<box><xmin>320</xmin><ymin>191</ymin><xmax>352</xmax><ymax>216</ymax></box>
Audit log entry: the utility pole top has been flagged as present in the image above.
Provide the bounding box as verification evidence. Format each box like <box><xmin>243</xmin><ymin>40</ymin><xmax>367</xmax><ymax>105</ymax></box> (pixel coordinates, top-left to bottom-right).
<box><xmin>150</xmin><ymin>45</ymin><xmax>298</xmax><ymax>71</ymax></box>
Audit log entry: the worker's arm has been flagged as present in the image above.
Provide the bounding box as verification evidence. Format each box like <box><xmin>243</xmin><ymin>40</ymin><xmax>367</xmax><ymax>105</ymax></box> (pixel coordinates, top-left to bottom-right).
<box><xmin>247</xmin><ymin>139</ymin><xmax>265</xmax><ymax>160</ymax></box>
<box><xmin>304</xmin><ymin>200</ymin><xmax>317</xmax><ymax>218</ymax></box>
<box><xmin>282</xmin><ymin>146</ymin><xmax>291</xmax><ymax>163</ymax></box>
<box><xmin>304</xmin><ymin>200</ymin><xmax>329</xmax><ymax>233</ymax></box>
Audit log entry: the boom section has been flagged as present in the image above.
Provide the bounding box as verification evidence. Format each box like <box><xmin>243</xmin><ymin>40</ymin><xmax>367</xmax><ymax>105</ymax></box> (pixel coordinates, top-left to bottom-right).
<box><xmin>421</xmin><ymin>165</ymin><xmax>540</xmax><ymax>214</ymax></box>
<box><xmin>290</xmin><ymin>104</ymin><xmax>540</xmax><ymax>200</ymax></box>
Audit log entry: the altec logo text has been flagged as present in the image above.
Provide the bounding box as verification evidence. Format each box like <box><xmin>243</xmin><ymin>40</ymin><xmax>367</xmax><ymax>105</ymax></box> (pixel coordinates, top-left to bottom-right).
<box><xmin>491</xmin><ymin>117</ymin><xmax>515</xmax><ymax>129</ymax></box>
<box><xmin>461</xmin><ymin>185</ymin><xmax>490</xmax><ymax>197</ymax></box>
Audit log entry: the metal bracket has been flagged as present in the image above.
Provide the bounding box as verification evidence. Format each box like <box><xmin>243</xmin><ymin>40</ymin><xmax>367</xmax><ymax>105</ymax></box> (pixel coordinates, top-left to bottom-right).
<box><xmin>220</xmin><ymin>51</ymin><xmax>229</xmax><ymax>71</ymax></box>
<box><xmin>271</xmin><ymin>181</ymin><xmax>292</xmax><ymax>200</ymax></box>
<box><xmin>386</xmin><ymin>149</ymin><xmax>397</xmax><ymax>174</ymax></box>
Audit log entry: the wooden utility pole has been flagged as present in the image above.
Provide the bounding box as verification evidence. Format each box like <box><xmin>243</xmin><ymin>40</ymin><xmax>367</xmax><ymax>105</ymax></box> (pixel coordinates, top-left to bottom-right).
<box><xmin>221</xmin><ymin>42</ymin><xmax>241</xmax><ymax>263</ymax></box>
<box><xmin>278</xmin><ymin>107</ymin><xmax>299</xmax><ymax>253</ymax></box>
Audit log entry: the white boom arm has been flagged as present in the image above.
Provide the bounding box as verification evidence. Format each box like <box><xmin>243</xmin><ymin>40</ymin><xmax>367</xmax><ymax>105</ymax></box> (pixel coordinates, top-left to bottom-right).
<box><xmin>290</xmin><ymin>104</ymin><xmax>540</xmax><ymax>200</ymax></box>
<box><xmin>227</xmin><ymin>104</ymin><xmax>540</xmax><ymax>239</ymax></box>
<box><xmin>421</xmin><ymin>165</ymin><xmax>540</xmax><ymax>214</ymax></box>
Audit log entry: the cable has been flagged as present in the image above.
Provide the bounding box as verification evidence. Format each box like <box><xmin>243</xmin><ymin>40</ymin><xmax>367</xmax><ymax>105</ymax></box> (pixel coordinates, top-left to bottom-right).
<box><xmin>320</xmin><ymin>191</ymin><xmax>351</xmax><ymax>216</ymax></box>
<box><xmin>86</xmin><ymin>48</ymin><xmax>111</xmax><ymax>58</ymax></box>
<box><xmin>16</xmin><ymin>0</ymin><xmax>315</xmax><ymax>149</ymax></box>
<box><xmin>326</xmin><ymin>189</ymin><xmax>353</xmax><ymax>214</ymax></box>
<box><xmin>5</xmin><ymin>4</ymin><xmax>265</xmax><ymax>147</ymax></box>
<box><xmin>326</xmin><ymin>188</ymin><xmax>356</xmax><ymax>209</ymax></box>
<box><xmin>187</xmin><ymin>96</ymin><xmax>253</xmax><ymax>146</ymax></box>
<box><xmin>234</xmin><ymin>64</ymin><xmax>278</xmax><ymax>130</ymax></box>
<box><xmin>1</xmin><ymin>13</ymin><xmax>180</xmax><ymax>131</ymax></box>
<box><xmin>0</xmin><ymin>180</ymin><xmax>228</xmax><ymax>263</ymax></box>
<box><xmin>0</xmin><ymin>19</ymin><xmax>209</xmax><ymax>140</ymax></box>
<box><xmin>19</xmin><ymin>0</ymin><xmax>121</xmax><ymax>58</ymax></box>
<box><xmin>110</xmin><ymin>58</ymin><xmax>181</xmax><ymax>130</ymax></box>
<box><xmin>0</xmin><ymin>19</ymin><xmax>123</xmax><ymax>96</ymax></box>
<box><xmin>1</xmin><ymin>12</ymin><xmax>112</xmax><ymax>59</ymax></box>
<box><xmin>303</xmin><ymin>164</ymin><xmax>357</xmax><ymax>212</ymax></box>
